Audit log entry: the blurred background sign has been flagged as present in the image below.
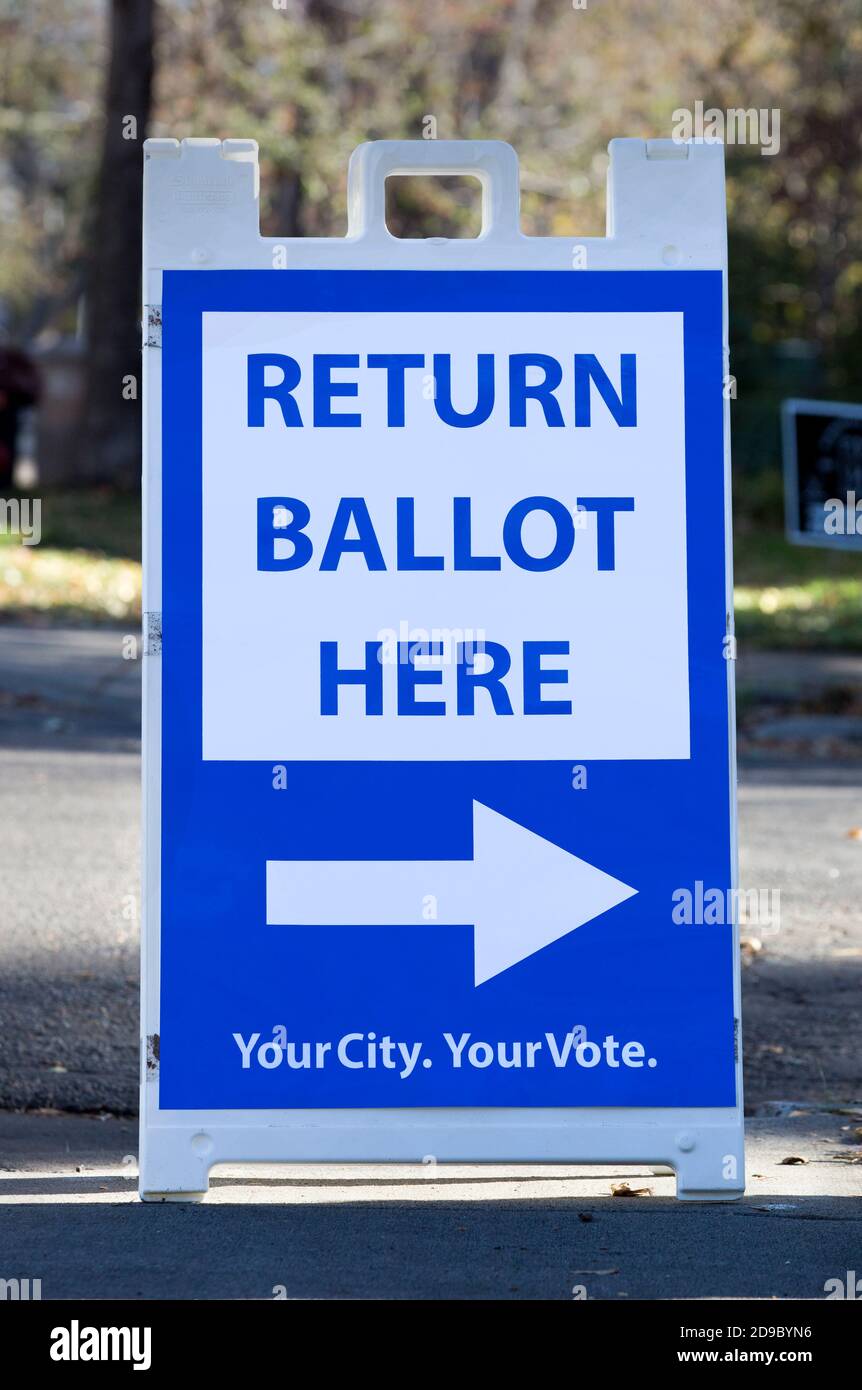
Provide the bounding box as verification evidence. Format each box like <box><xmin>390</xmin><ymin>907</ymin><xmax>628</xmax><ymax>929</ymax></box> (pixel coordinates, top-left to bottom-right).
<box><xmin>783</xmin><ymin>399</ymin><xmax>862</xmax><ymax>550</ymax></box>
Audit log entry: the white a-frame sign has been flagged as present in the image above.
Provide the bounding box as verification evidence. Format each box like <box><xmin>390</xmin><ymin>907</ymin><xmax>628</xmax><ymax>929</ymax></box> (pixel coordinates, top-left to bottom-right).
<box><xmin>140</xmin><ymin>137</ymin><xmax>742</xmax><ymax>1201</ymax></box>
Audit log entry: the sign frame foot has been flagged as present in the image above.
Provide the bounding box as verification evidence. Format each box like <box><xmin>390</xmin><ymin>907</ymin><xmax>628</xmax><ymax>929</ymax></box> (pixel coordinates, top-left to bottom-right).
<box><xmin>138</xmin><ymin>1125</ymin><xmax>212</xmax><ymax>1202</ymax></box>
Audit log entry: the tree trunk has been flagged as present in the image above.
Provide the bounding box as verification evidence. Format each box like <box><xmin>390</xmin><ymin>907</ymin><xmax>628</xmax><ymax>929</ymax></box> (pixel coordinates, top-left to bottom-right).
<box><xmin>80</xmin><ymin>0</ymin><xmax>154</xmax><ymax>487</ymax></box>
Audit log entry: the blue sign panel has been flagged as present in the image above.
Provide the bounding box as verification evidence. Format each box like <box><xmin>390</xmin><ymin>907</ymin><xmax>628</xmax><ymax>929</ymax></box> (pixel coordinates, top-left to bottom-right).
<box><xmin>158</xmin><ymin>269</ymin><xmax>735</xmax><ymax>1110</ymax></box>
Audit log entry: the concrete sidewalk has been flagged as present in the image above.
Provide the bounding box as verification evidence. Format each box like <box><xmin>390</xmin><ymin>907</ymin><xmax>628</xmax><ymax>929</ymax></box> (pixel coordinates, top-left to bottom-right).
<box><xmin>0</xmin><ymin>1109</ymin><xmax>859</xmax><ymax>1300</ymax></box>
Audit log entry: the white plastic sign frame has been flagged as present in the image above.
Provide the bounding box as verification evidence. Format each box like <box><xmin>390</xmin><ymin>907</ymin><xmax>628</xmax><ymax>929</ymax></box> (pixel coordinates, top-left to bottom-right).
<box><xmin>140</xmin><ymin>137</ymin><xmax>742</xmax><ymax>1201</ymax></box>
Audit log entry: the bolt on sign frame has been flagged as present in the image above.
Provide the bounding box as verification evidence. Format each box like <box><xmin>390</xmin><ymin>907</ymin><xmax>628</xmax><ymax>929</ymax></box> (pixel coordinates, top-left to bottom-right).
<box><xmin>140</xmin><ymin>137</ymin><xmax>742</xmax><ymax>1201</ymax></box>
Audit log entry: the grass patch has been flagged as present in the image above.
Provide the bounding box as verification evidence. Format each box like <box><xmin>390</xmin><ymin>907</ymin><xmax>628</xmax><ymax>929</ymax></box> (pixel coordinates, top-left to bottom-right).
<box><xmin>0</xmin><ymin>490</ymin><xmax>140</xmax><ymax>627</ymax></box>
<box><xmin>734</xmin><ymin>530</ymin><xmax>862</xmax><ymax>649</ymax></box>
<box><xmin>33</xmin><ymin>488</ymin><xmax>141</xmax><ymax>561</ymax></box>
<box><xmin>0</xmin><ymin>541</ymin><xmax>141</xmax><ymax>626</ymax></box>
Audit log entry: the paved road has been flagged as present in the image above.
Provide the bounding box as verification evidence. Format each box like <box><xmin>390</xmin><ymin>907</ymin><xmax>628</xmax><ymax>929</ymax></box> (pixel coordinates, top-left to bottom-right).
<box><xmin>0</xmin><ymin>628</ymin><xmax>139</xmax><ymax>1113</ymax></box>
<box><xmin>0</xmin><ymin>1108</ymin><xmax>859</xmax><ymax>1300</ymax></box>
<box><xmin>0</xmin><ymin>628</ymin><xmax>859</xmax><ymax>1113</ymax></box>
<box><xmin>0</xmin><ymin>628</ymin><xmax>859</xmax><ymax>1300</ymax></box>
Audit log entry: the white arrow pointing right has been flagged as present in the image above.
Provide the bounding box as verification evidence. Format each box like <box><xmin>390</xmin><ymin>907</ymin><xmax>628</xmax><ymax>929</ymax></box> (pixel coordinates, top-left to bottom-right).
<box><xmin>266</xmin><ymin>801</ymin><xmax>638</xmax><ymax>986</ymax></box>
<box><xmin>469</xmin><ymin>802</ymin><xmax>637</xmax><ymax>985</ymax></box>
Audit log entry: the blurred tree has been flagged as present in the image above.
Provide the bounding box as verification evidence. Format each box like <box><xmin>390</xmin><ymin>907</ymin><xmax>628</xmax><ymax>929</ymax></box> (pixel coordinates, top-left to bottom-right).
<box><xmin>3</xmin><ymin>0</ymin><xmax>861</xmax><ymax>500</ymax></box>
<box><xmin>0</xmin><ymin>0</ymin><xmax>102</xmax><ymax>338</ymax></box>
<box><xmin>79</xmin><ymin>0</ymin><xmax>154</xmax><ymax>486</ymax></box>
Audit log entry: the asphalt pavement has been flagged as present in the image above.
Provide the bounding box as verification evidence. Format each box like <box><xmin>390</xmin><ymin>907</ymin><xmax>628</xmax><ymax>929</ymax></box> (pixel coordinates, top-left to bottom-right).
<box><xmin>0</xmin><ymin>627</ymin><xmax>859</xmax><ymax>1113</ymax></box>
<box><xmin>0</xmin><ymin>626</ymin><xmax>859</xmax><ymax>1299</ymax></box>
<box><xmin>0</xmin><ymin>627</ymin><xmax>139</xmax><ymax>1113</ymax></box>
